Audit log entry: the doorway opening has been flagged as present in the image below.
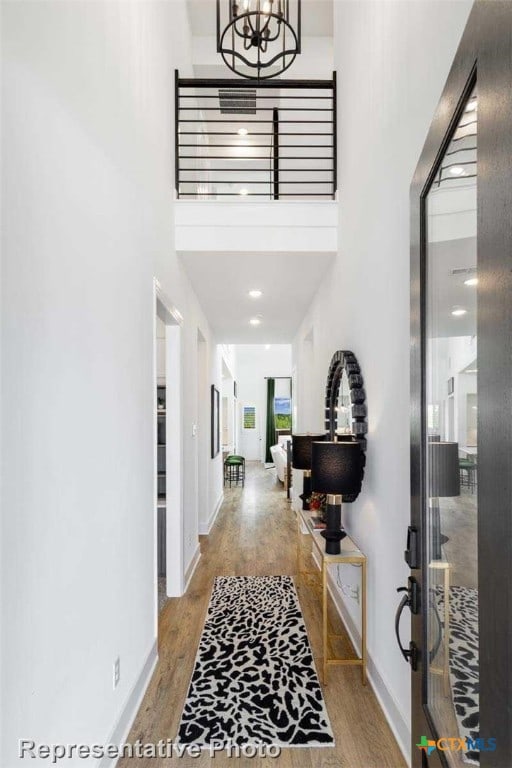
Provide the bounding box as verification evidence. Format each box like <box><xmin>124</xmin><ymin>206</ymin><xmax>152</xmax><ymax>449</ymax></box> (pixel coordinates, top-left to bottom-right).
<box><xmin>154</xmin><ymin>282</ymin><xmax>184</xmax><ymax>623</ymax></box>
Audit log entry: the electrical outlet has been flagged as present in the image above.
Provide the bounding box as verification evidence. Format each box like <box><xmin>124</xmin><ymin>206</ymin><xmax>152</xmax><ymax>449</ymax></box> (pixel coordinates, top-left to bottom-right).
<box><xmin>113</xmin><ymin>657</ymin><xmax>120</xmax><ymax>690</ymax></box>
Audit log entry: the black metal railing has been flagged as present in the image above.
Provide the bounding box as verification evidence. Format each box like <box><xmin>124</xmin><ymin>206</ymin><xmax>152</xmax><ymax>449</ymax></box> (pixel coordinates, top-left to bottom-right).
<box><xmin>175</xmin><ymin>71</ymin><xmax>337</xmax><ymax>200</ymax></box>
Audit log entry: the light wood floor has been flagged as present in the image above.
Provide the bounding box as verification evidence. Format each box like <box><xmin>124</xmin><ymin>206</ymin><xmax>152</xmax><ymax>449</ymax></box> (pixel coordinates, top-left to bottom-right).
<box><xmin>118</xmin><ymin>462</ymin><xmax>407</xmax><ymax>768</ymax></box>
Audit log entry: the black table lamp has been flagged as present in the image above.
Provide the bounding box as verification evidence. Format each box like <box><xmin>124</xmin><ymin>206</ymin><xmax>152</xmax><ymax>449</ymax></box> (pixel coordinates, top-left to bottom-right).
<box><xmin>312</xmin><ymin>441</ymin><xmax>363</xmax><ymax>554</ymax></box>
<box><xmin>429</xmin><ymin>441</ymin><xmax>460</xmax><ymax>560</ymax></box>
<box><xmin>292</xmin><ymin>433</ymin><xmax>327</xmax><ymax>510</ymax></box>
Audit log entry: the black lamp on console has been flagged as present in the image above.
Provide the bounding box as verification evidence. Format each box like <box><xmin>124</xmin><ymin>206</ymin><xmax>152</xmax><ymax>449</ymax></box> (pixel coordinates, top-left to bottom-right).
<box><xmin>311</xmin><ymin>441</ymin><xmax>364</xmax><ymax>554</ymax></box>
<box><xmin>292</xmin><ymin>433</ymin><xmax>327</xmax><ymax>510</ymax></box>
<box><xmin>428</xmin><ymin>441</ymin><xmax>460</xmax><ymax>560</ymax></box>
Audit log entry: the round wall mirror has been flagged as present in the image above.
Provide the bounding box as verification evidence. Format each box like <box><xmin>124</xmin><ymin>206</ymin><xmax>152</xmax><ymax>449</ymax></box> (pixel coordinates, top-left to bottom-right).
<box><xmin>324</xmin><ymin>350</ymin><xmax>367</xmax><ymax>500</ymax></box>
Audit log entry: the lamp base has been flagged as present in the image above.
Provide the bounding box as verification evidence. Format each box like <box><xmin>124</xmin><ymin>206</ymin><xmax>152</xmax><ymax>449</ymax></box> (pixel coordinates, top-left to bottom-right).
<box><xmin>321</xmin><ymin>528</ymin><xmax>347</xmax><ymax>555</ymax></box>
<box><xmin>301</xmin><ymin>471</ymin><xmax>312</xmax><ymax>510</ymax></box>
<box><xmin>320</xmin><ymin>501</ymin><xmax>346</xmax><ymax>554</ymax></box>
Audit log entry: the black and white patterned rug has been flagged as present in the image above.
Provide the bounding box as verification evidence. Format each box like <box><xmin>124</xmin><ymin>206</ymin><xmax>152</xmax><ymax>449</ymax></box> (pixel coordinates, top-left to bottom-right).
<box><xmin>436</xmin><ymin>585</ymin><xmax>479</xmax><ymax>765</ymax></box>
<box><xmin>177</xmin><ymin>575</ymin><xmax>334</xmax><ymax>748</ymax></box>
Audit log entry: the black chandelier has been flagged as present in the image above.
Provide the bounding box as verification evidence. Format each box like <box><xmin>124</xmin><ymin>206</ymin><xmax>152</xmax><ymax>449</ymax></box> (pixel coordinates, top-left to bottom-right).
<box><xmin>216</xmin><ymin>0</ymin><xmax>301</xmax><ymax>80</ymax></box>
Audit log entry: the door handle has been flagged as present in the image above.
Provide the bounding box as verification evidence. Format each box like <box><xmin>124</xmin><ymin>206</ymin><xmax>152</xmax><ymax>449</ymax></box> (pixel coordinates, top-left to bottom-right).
<box><xmin>395</xmin><ymin>578</ymin><xmax>420</xmax><ymax>670</ymax></box>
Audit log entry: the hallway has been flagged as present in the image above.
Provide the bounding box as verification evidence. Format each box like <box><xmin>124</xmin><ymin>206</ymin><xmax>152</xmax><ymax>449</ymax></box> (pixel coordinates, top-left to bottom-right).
<box><xmin>119</xmin><ymin>463</ymin><xmax>406</xmax><ymax>768</ymax></box>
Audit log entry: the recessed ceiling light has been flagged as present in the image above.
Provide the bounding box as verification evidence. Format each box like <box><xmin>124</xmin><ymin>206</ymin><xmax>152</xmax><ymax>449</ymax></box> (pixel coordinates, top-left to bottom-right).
<box><xmin>265</xmin><ymin>344</ymin><xmax>271</xmax><ymax>350</ymax></box>
<box><xmin>464</xmin><ymin>277</ymin><xmax>478</xmax><ymax>286</ymax></box>
<box><xmin>239</xmin><ymin>188</ymin><xmax>249</xmax><ymax>196</ymax></box>
<box><xmin>238</xmin><ymin>128</ymin><xmax>248</xmax><ymax>136</ymax></box>
<box><xmin>452</xmin><ymin>308</ymin><xmax>467</xmax><ymax>316</ymax></box>
<box><xmin>449</xmin><ymin>166</ymin><xmax>466</xmax><ymax>176</ymax></box>
<box><xmin>249</xmin><ymin>317</ymin><xmax>262</xmax><ymax>326</ymax></box>
<box><xmin>248</xmin><ymin>289</ymin><xmax>262</xmax><ymax>299</ymax></box>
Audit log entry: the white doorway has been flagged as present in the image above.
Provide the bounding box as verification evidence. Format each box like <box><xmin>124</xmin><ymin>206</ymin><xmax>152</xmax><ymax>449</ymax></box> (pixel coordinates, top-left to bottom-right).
<box><xmin>154</xmin><ymin>281</ymin><xmax>184</xmax><ymax>619</ymax></box>
<box><xmin>197</xmin><ymin>329</ymin><xmax>209</xmax><ymax>534</ymax></box>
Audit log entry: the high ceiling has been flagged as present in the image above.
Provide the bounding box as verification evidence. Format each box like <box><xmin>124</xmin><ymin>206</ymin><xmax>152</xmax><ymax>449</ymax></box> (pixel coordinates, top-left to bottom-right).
<box><xmin>186</xmin><ymin>0</ymin><xmax>334</xmax><ymax>38</ymax></box>
<box><xmin>179</xmin><ymin>249</ymin><xmax>335</xmax><ymax>343</ymax></box>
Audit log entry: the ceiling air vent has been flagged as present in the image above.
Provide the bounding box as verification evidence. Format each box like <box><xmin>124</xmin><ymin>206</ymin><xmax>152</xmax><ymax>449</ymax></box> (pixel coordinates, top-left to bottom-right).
<box><xmin>451</xmin><ymin>267</ymin><xmax>477</xmax><ymax>276</ymax></box>
<box><xmin>218</xmin><ymin>88</ymin><xmax>257</xmax><ymax>115</ymax></box>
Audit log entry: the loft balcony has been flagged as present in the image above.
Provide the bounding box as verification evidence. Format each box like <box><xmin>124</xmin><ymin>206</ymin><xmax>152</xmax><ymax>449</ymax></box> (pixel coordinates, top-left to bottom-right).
<box><xmin>174</xmin><ymin>71</ymin><xmax>336</xmax><ymax>201</ymax></box>
<box><xmin>174</xmin><ymin>72</ymin><xmax>338</xmax><ymax>254</ymax></box>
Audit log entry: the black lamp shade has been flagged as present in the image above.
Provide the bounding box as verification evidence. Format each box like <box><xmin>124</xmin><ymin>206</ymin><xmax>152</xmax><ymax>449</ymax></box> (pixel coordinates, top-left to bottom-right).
<box><xmin>429</xmin><ymin>441</ymin><xmax>460</xmax><ymax>497</ymax></box>
<box><xmin>311</xmin><ymin>441</ymin><xmax>363</xmax><ymax>495</ymax></box>
<box><xmin>292</xmin><ymin>433</ymin><xmax>327</xmax><ymax>470</ymax></box>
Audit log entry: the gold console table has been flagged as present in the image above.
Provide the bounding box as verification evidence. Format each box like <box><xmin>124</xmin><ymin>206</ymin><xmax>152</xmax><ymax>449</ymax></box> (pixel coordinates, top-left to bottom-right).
<box><xmin>297</xmin><ymin>508</ymin><xmax>367</xmax><ymax>686</ymax></box>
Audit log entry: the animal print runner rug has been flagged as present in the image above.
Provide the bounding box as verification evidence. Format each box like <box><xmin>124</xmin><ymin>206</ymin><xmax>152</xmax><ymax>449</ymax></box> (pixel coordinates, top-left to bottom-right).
<box><xmin>177</xmin><ymin>575</ymin><xmax>334</xmax><ymax>748</ymax></box>
<box><xmin>436</xmin><ymin>585</ymin><xmax>479</xmax><ymax>765</ymax></box>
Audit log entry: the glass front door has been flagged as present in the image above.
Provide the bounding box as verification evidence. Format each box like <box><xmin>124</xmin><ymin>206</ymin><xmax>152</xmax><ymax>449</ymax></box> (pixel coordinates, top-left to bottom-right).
<box><xmin>425</xmin><ymin>86</ymin><xmax>479</xmax><ymax>767</ymax></box>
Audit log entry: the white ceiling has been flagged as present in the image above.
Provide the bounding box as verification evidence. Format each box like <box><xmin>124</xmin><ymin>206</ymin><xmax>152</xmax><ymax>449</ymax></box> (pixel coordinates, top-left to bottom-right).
<box><xmin>186</xmin><ymin>0</ymin><xmax>333</xmax><ymax>38</ymax></box>
<box><xmin>179</xmin><ymin>250</ymin><xmax>335</xmax><ymax>342</ymax></box>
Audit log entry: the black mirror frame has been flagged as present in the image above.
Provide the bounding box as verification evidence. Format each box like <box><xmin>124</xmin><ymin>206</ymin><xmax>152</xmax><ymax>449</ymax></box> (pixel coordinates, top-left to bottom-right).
<box><xmin>324</xmin><ymin>350</ymin><xmax>367</xmax><ymax>501</ymax></box>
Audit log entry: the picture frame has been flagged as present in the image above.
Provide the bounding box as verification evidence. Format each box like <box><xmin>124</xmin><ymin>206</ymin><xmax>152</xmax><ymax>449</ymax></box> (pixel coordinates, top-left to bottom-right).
<box><xmin>243</xmin><ymin>405</ymin><xmax>256</xmax><ymax>430</ymax></box>
<box><xmin>211</xmin><ymin>385</ymin><xmax>220</xmax><ymax>458</ymax></box>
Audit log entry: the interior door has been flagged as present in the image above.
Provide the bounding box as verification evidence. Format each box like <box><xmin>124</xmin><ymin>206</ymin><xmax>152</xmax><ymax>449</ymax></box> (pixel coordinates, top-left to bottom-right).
<box><xmin>405</xmin><ymin>3</ymin><xmax>512</xmax><ymax>768</ymax></box>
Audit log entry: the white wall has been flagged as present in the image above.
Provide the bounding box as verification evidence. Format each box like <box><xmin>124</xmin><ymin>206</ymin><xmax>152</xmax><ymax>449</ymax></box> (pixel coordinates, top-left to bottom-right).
<box><xmin>1</xmin><ymin>2</ymin><xmax>222</xmax><ymax>764</ymax></box>
<box><xmin>235</xmin><ymin>345</ymin><xmax>292</xmax><ymax>462</ymax></box>
<box><xmin>292</xmin><ymin>0</ymin><xmax>473</xmax><ymax>759</ymax></box>
<box><xmin>175</xmin><ymin>200</ymin><xmax>338</xmax><ymax>253</ymax></box>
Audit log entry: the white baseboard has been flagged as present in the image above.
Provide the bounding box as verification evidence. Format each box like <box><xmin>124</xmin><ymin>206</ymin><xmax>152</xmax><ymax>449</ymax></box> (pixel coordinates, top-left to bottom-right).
<box><xmin>198</xmin><ymin>492</ymin><xmax>223</xmax><ymax>535</ymax></box>
<box><xmin>184</xmin><ymin>543</ymin><xmax>201</xmax><ymax>591</ymax></box>
<box><xmin>324</xmin><ymin>570</ymin><xmax>411</xmax><ymax>765</ymax></box>
<box><xmin>97</xmin><ymin>640</ymin><xmax>158</xmax><ymax>768</ymax></box>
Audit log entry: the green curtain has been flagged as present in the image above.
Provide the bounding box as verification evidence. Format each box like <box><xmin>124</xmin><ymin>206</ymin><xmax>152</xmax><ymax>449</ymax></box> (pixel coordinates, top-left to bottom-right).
<box><xmin>265</xmin><ymin>377</ymin><xmax>276</xmax><ymax>463</ymax></box>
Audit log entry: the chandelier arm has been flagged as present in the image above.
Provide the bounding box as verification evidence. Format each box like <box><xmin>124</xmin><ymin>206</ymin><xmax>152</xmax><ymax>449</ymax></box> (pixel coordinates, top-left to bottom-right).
<box><xmin>232</xmin><ymin>16</ymin><xmax>251</xmax><ymax>40</ymax></box>
<box><xmin>262</xmin><ymin>24</ymin><xmax>281</xmax><ymax>43</ymax></box>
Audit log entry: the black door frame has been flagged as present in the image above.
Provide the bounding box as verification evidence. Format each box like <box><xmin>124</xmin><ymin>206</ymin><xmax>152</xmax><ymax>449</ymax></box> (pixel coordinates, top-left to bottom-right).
<box><xmin>410</xmin><ymin>2</ymin><xmax>512</xmax><ymax>767</ymax></box>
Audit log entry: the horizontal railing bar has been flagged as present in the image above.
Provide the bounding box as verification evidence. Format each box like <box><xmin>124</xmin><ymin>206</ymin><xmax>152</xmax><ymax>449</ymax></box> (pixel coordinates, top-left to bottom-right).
<box><xmin>180</xmin><ymin>168</ymin><xmax>333</xmax><ymax>172</ymax></box>
<box><xmin>179</xmin><ymin>94</ymin><xmax>333</xmax><ymax>100</ymax></box>
<box><xmin>179</xmin><ymin>190</ymin><xmax>333</xmax><ymax>194</ymax></box>
<box><xmin>178</xmin><ymin>119</ymin><xmax>334</xmax><ymax>124</ymax></box>
<box><xmin>179</xmin><ymin>107</ymin><xmax>333</xmax><ymax>112</ymax></box>
<box><xmin>178</xmin><ymin>77</ymin><xmax>334</xmax><ymax>89</ymax></box>
<box><xmin>442</xmin><ymin>159</ymin><xmax>477</xmax><ymax>168</ymax></box>
<box><xmin>180</xmin><ymin>180</ymin><xmax>332</xmax><ymax>184</ymax></box>
<box><xmin>178</xmin><ymin>132</ymin><xmax>332</xmax><ymax>136</ymax></box>
<box><xmin>178</xmin><ymin>156</ymin><xmax>333</xmax><ymax>160</ymax></box>
<box><xmin>178</xmin><ymin>144</ymin><xmax>332</xmax><ymax>148</ymax></box>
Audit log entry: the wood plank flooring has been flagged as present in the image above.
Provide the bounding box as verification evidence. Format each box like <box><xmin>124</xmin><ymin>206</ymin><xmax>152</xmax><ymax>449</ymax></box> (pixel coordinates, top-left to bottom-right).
<box><xmin>118</xmin><ymin>462</ymin><xmax>407</xmax><ymax>768</ymax></box>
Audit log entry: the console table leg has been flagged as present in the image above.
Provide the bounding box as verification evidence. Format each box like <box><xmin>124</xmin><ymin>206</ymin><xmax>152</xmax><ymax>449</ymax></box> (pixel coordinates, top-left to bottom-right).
<box><xmin>323</xmin><ymin>561</ymin><xmax>328</xmax><ymax>685</ymax></box>
<box><xmin>361</xmin><ymin>559</ymin><xmax>367</xmax><ymax>685</ymax></box>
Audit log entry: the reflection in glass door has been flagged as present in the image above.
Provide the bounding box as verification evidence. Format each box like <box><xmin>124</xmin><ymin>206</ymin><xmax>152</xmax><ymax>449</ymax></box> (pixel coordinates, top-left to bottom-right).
<box><xmin>425</xmin><ymin>86</ymin><xmax>479</xmax><ymax>766</ymax></box>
